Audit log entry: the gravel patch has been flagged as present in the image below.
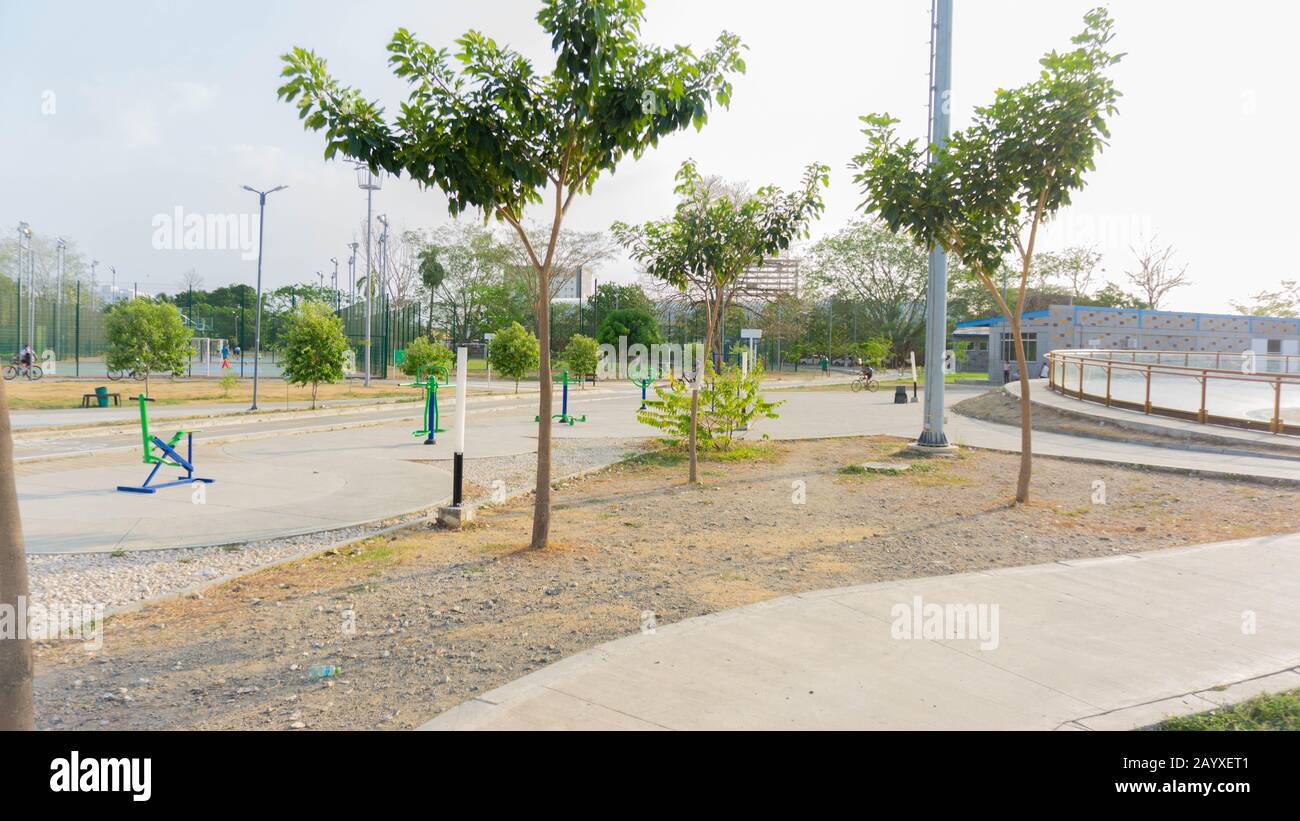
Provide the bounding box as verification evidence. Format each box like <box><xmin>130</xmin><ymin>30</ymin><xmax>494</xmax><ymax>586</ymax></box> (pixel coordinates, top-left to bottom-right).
<box><xmin>26</xmin><ymin>437</ymin><xmax>643</xmax><ymax>616</ymax></box>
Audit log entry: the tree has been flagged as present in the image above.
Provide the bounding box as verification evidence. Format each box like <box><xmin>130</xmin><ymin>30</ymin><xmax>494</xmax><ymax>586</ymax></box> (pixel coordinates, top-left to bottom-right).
<box><xmin>1036</xmin><ymin>245</ymin><xmax>1102</xmax><ymax>303</ymax></box>
<box><xmin>490</xmin><ymin>321</ymin><xmax>540</xmax><ymax>393</ymax></box>
<box><xmin>852</xmin><ymin>8</ymin><xmax>1122</xmax><ymax>503</ymax></box>
<box><xmin>637</xmin><ymin>361</ymin><xmax>781</xmax><ymax>450</ymax></box>
<box><xmin>282</xmin><ymin>300</ymin><xmax>350</xmax><ymax>408</ymax></box>
<box><xmin>0</xmin><ymin>377</ymin><xmax>32</xmax><ymax>729</ymax></box>
<box><xmin>399</xmin><ymin>335</ymin><xmax>454</xmax><ymax>378</ymax></box>
<box><xmin>106</xmin><ymin>298</ymin><xmax>192</xmax><ymax>397</ymax></box>
<box><xmin>613</xmin><ymin>159</ymin><xmax>827</xmax><ymax>483</ymax></box>
<box><xmin>1232</xmin><ymin>280</ymin><xmax>1300</xmax><ymax>317</ymax></box>
<box><xmin>563</xmin><ymin>333</ymin><xmax>600</xmax><ymax>385</ymax></box>
<box><xmin>1126</xmin><ymin>237</ymin><xmax>1189</xmax><ymax>310</ymax></box>
<box><xmin>807</xmin><ymin>220</ymin><xmax>927</xmax><ymax>360</ymax></box>
<box><xmin>596</xmin><ymin>306</ymin><xmax>662</xmax><ymax>350</ymax></box>
<box><xmin>1091</xmin><ymin>282</ymin><xmax>1147</xmax><ymax>309</ymax></box>
<box><xmin>279</xmin><ymin>0</ymin><xmax>744</xmax><ymax>549</ymax></box>
<box><xmin>420</xmin><ymin>223</ymin><xmax>513</xmax><ymax>344</ymax></box>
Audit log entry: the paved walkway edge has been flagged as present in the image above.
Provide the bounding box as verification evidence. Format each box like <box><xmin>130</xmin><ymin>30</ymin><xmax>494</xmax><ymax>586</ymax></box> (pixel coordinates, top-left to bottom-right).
<box><xmin>420</xmin><ymin>533</ymin><xmax>1300</xmax><ymax>731</ymax></box>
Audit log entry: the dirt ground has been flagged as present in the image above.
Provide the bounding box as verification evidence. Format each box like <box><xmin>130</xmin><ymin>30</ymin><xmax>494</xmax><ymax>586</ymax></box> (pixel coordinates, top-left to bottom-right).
<box><xmin>31</xmin><ymin>435</ymin><xmax>1300</xmax><ymax>730</ymax></box>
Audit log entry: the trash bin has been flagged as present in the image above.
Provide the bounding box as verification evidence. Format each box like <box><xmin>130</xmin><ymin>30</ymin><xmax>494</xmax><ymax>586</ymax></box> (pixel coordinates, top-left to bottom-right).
<box><xmin>95</xmin><ymin>386</ymin><xmax>109</xmax><ymax>408</ymax></box>
<box><xmin>894</xmin><ymin>385</ymin><xmax>908</xmax><ymax>405</ymax></box>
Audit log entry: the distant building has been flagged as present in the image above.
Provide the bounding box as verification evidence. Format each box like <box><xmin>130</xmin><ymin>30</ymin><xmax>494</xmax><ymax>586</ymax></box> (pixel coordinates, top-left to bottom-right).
<box><xmin>737</xmin><ymin>257</ymin><xmax>801</xmax><ymax>298</ymax></box>
<box><xmin>953</xmin><ymin>304</ymin><xmax>1300</xmax><ymax>380</ymax></box>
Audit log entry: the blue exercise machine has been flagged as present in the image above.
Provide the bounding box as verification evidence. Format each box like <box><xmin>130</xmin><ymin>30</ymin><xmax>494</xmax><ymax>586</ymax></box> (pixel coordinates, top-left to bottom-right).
<box><xmin>116</xmin><ymin>394</ymin><xmax>216</xmax><ymax>494</ymax></box>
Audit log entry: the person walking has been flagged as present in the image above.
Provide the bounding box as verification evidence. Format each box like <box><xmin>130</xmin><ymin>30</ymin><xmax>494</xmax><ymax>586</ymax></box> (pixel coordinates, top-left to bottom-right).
<box><xmin>221</xmin><ymin>342</ymin><xmax>230</xmax><ymax>370</ymax></box>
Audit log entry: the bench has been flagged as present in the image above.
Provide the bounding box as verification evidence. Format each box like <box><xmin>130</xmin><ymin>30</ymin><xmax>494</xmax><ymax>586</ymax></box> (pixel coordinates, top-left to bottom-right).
<box><xmin>82</xmin><ymin>392</ymin><xmax>122</xmax><ymax>408</ymax></box>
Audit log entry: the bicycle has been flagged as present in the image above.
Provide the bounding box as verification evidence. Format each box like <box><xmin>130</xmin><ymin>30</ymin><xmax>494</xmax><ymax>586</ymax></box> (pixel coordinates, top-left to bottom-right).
<box><xmin>107</xmin><ymin>368</ymin><xmax>147</xmax><ymax>382</ymax></box>
<box><xmin>850</xmin><ymin>373</ymin><xmax>880</xmax><ymax>393</ymax></box>
<box><xmin>3</xmin><ymin>362</ymin><xmax>43</xmax><ymax>381</ymax></box>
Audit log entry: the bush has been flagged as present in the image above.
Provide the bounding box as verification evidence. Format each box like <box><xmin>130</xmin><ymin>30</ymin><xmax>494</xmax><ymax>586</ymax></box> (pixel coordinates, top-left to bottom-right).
<box><xmin>106</xmin><ymin>298</ymin><xmax>192</xmax><ymax>397</ymax></box>
<box><xmin>400</xmin><ymin>336</ymin><xmax>453</xmax><ymax>378</ymax></box>
<box><xmin>637</xmin><ymin>362</ymin><xmax>782</xmax><ymax>450</ymax></box>
<box><xmin>282</xmin><ymin>300</ymin><xmax>350</xmax><ymax>408</ymax></box>
<box><xmin>488</xmin><ymin>321</ymin><xmax>539</xmax><ymax>393</ymax></box>
<box><xmin>563</xmin><ymin>334</ymin><xmax>599</xmax><ymax>387</ymax></box>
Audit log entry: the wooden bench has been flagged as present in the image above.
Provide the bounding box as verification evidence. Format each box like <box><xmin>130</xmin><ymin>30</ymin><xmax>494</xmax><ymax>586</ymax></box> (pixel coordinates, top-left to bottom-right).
<box><xmin>82</xmin><ymin>392</ymin><xmax>122</xmax><ymax>408</ymax></box>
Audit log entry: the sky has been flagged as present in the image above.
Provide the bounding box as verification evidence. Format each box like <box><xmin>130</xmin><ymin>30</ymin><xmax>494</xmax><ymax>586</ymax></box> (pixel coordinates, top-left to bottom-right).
<box><xmin>1</xmin><ymin>0</ymin><xmax>1295</xmax><ymax>312</ymax></box>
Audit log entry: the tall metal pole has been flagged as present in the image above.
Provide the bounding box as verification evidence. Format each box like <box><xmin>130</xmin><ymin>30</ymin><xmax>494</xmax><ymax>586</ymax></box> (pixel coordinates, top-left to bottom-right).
<box><xmin>364</xmin><ymin>187</ymin><xmax>374</xmax><ymax>387</ymax></box>
<box><xmin>243</xmin><ymin>184</ymin><xmax>287</xmax><ymax>410</ymax></box>
<box><xmin>917</xmin><ymin>0</ymin><xmax>953</xmax><ymax>449</ymax></box>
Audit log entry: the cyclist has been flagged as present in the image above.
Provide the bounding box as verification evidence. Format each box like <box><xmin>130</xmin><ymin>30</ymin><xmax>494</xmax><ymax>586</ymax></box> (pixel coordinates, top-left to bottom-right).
<box><xmin>18</xmin><ymin>343</ymin><xmax>35</xmax><ymax>373</ymax></box>
<box><xmin>861</xmin><ymin>362</ymin><xmax>875</xmax><ymax>383</ymax></box>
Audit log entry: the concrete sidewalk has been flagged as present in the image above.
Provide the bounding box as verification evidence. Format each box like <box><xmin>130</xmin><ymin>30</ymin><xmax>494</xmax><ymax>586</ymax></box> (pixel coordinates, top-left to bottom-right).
<box><xmin>422</xmin><ymin>533</ymin><xmax>1300</xmax><ymax>730</ymax></box>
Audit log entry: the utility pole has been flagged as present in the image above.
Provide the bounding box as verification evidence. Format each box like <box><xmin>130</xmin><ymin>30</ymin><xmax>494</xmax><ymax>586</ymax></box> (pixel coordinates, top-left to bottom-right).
<box><xmin>242</xmin><ymin>183</ymin><xmax>288</xmax><ymax>410</ymax></box>
<box><xmin>347</xmin><ymin>242</ymin><xmax>359</xmax><ymax>306</ymax></box>
<box><xmin>916</xmin><ymin>0</ymin><xmax>955</xmax><ymax>451</ymax></box>
<box><xmin>330</xmin><ymin>257</ymin><xmax>340</xmax><ymax>311</ymax></box>
<box><xmin>356</xmin><ymin>165</ymin><xmax>382</xmax><ymax>387</ymax></box>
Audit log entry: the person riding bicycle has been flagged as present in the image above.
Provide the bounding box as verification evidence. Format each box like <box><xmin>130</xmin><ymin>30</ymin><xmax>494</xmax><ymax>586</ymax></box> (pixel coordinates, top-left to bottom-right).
<box><xmin>18</xmin><ymin>343</ymin><xmax>35</xmax><ymax>369</ymax></box>
<box><xmin>861</xmin><ymin>363</ymin><xmax>875</xmax><ymax>382</ymax></box>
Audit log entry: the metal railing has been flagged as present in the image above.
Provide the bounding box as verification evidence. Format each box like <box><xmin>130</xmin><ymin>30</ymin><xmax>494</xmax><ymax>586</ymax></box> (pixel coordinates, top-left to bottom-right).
<box><xmin>1047</xmin><ymin>349</ymin><xmax>1300</xmax><ymax>435</ymax></box>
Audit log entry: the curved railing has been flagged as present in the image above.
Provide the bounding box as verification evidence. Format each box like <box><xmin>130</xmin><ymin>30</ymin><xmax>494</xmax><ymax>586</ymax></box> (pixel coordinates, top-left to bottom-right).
<box><xmin>1046</xmin><ymin>349</ymin><xmax>1300</xmax><ymax>435</ymax></box>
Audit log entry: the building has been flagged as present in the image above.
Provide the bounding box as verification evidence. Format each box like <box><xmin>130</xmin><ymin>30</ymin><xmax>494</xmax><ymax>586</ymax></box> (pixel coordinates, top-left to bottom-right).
<box><xmin>953</xmin><ymin>304</ymin><xmax>1300</xmax><ymax>381</ymax></box>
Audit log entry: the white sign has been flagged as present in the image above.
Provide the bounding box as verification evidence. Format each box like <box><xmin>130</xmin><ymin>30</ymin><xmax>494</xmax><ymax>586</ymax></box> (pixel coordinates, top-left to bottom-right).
<box><xmin>740</xmin><ymin>328</ymin><xmax>762</xmax><ymax>340</ymax></box>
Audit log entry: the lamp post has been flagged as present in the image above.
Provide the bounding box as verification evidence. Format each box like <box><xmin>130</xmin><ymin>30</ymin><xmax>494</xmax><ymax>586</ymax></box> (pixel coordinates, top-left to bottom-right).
<box><xmin>347</xmin><ymin>242</ymin><xmax>359</xmax><ymax>306</ymax></box>
<box><xmin>915</xmin><ymin>0</ymin><xmax>955</xmax><ymax>451</ymax></box>
<box><xmin>330</xmin><ymin>257</ymin><xmax>340</xmax><ymax>311</ymax></box>
<box><xmin>377</xmin><ymin>213</ymin><xmax>390</xmax><ymax>303</ymax></box>
<box><xmin>242</xmin><ymin>183</ymin><xmax>288</xmax><ymax>411</ymax></box>
<box><xmin>356</xmin><ymin>165</ymin><xmax>382</xmax><ymax>387</ymax></box>
<box><xmin>17</xmin><ymin>223</ymin><xmax>33</xmax><ymax>351</ymax></box>
<box><xmin>55</xmin><ymin>237</ymin><xmax>65</xmax><ymax>356</ymax></box>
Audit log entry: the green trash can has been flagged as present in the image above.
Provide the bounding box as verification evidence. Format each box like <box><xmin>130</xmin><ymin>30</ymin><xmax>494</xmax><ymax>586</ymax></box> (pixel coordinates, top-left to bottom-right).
<box><xmin>95</xmin><ymin>386</ymin><xmax>109</xmax><ymax>408</ymax></box>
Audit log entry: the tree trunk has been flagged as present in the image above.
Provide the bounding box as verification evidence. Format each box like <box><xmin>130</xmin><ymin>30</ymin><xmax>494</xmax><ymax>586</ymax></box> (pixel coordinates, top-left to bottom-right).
<box><xmin>530</xmin><ymin>286</ymin><xmax>554</xmax><ymax>550</ymax></box>
<box><xmin>0</xmin><ymin>377</ymin><xmax>34</xmax><ymax>730</ymax></box>
<box><xmin>1010</xmin><ymin>318</ymin><xmax>1033</xmax><ymax>503</ymax></box>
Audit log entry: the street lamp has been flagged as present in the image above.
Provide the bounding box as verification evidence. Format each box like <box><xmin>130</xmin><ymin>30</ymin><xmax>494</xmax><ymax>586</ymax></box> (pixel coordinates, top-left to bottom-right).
<box><xmin>17</xmin><ymin>223</ymin><xmax>33</xmax><ymax>350</ymax></box>
<box><xmin>356</xmin><ymin>165</ymin><xmax>382</xmax><ymax>387</ymax></box>
<box><xmin>329</xmin><ymin>257</ymin><xmax>339</xmax><ymax>311</ymax></box>
<box><xmin>242</xmin><ymin>183</ymin><xmax>288</xmax><ymax>410</ymax></box>
<box><xmin>347</xmin><ymin>242</ymin><xmax>359</xmax><ymax>305</ymax></box>
<box><xmin>55</xmin><ymin>237</ymin><xmax>66</xmax><ymax>353</ymax></box>
<box><xmin>377</xmin><ymin>213</ymin><xmax>390</xmax><ymax>303</ymax></box>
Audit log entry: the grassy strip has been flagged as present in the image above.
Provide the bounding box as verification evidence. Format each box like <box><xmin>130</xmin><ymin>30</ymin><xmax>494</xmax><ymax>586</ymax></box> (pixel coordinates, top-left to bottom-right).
<box><xmin>1154</xmin><ymin>688</ymin><xmax>1300</xmax><ymax>730</ymax></box>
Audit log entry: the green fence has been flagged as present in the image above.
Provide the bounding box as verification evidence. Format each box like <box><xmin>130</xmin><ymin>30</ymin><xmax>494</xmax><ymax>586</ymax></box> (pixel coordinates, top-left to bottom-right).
<box><xmin>337</xmin><ymin>295</ymin><xmax>423</xmax><ymax>380</ymax></box>
<box><xmin>2</xmin><ymin>278</ymin><xmax>109</xmax><ymax>375</ymax></box>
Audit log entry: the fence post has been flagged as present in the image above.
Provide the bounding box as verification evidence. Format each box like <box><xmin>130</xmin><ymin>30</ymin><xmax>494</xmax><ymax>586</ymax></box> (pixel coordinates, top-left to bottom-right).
<box><xmin>1078</xmin><ymin>359</ymin><xmax>1084</xmax><ymax>397</ymax></box>
<box><xmin>1273</xmin><ymin>379</ymin><xmax>1282</xmax><ymax>434</ymax></box>
<box><xmin>1198</xmin><ymin>372</ymin><xmax>1207</xmax><ymax>423</ymax></box>
<box><xmin>1144</xmin><ymin>366</ymin><xmax>1152</xmax><ymax>414</ymax></box>
<box><xmin>1105</xmin><ymin>362</ymin><xmax>1112</xmax><ymax>406</ymax></box>
<box><xmin>75</xmin><ymin>281</ymin><xmax>81</xmax><ymax>377</ymax></box>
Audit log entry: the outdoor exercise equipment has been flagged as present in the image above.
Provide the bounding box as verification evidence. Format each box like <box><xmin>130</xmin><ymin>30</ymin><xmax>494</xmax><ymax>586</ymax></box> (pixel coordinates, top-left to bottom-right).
<box><xmin>407</xmin><ymin>364</ymin><xmax>450</xmax><ymax>445</ymax></box>
<box><xmin>628</xmin><ymin>363</ymin><xmax>662</xmax><ymax>411</ymax></box>
<box><xmin>116</xmin><ymin>394</ymin><xmax>216</xmax><ymax>494</ymax></box>
<box><xmin>536</xmin><ymin>370</ymin><xmax>587</xmax><ymax>426</ymax></box>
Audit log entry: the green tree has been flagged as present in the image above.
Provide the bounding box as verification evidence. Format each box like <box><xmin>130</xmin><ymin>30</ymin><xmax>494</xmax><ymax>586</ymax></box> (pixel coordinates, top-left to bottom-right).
<box><xmin>399</xmin><ymin>335</ymin><xmax>454</xmax><ymax>378</ymax></box>
<box><xmin>807</xmin><ymin>221</ymin><xmax>927</xmax><ymax>361</ymax></box>
<box><xmin>596</xmin><ymin>306</ymin><xmax>662</xmax><ymax>350</ymax></box>
<box><xmin>282</xmin><ymin>301</ymin><xmax>350</xmax><ymax>408</ymax></box>
<box><xmin>1231</xmin><ymin>280</ymin><xmax>1300</xmax><ymax>317</ymax></box>
<box><xmin>852</xmin><ymin>8</ymin><xmax>1122</xmax><ymax>503</ymax></box>
<box><xmin>563</xmin><ymin>333</ymin><xmax>600</xmax><ymax>386</ymax></box>
<box><xmin>278</xmin><ymin>0</ymin><xmax>744</xmax><ymax>549</ymax></box>
<box><xmin>490</xmin><ymin>321</ymin><xmax>540</xmax><ymax>394</ymax></box>
<box><xmin>613</xmin><ymin>159</ymin><xmax>827</xmax><ymax>483</ymax></box>
<box><xmin>1091</xmin><ymin>282</ymin><xmax>1147</xmax><ymax>309</ymax></box>
<box><xmin>106</xmin><ymin>298</ymin><xmax>192</xmax><ymax>397</ymax></box>
<box><xmin>420</xmin><ymin>223</ymin><xmax>513</xmax><ymax>343</ymax></box>
<box><xmin>638</xmin><ymin>362</ymin><xmax>781</xmax><ymax>450</ymax></box>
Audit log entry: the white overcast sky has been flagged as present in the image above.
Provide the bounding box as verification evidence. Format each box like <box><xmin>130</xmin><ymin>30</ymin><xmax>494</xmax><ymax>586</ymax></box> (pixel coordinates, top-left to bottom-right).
<box><xmin>1</xmin><ymin>0</ymin><xmax>1294</xmax><ymax>312</ymax></box>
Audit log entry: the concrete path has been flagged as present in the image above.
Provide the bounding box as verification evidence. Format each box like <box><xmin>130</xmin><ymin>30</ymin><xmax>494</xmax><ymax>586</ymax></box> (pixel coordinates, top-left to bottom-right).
<box><xmin>422</xmin><ymin>532</ymin><xmax>1300</xmax><ymax>730</ymax></box>
<box><xmin>1008</xmin><ymin>378</ymin><xmax>1300</xmax><ymax>455</ymax></box>
<box><xmin>18</xmin><ymin>381</ymin><xmax>1300</xmax><ymax>554</ymax></box>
